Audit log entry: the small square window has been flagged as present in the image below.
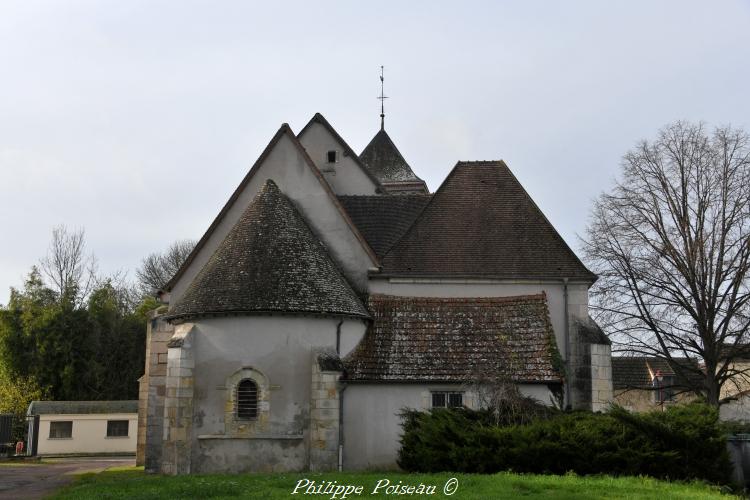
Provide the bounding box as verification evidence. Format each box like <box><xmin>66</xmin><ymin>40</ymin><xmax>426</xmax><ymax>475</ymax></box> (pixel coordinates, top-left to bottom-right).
<box><xmin>431</xmin><ymin>391</ymin><xmax>463</xmax><ymax>408</ymax></box>
<box><xmin>327</xmin><ymin>151</ymin><xmax>337</xmax><ymax>163</ymax></box>
<box><xmin>107</xmin><ymin>420</ymin><xmax>129</xmax><ymax>437</ymax></box>
<box><xmin>49</xmin><ymin>421</ymin><xmax>72</xmax><ymax>439</ymax></box>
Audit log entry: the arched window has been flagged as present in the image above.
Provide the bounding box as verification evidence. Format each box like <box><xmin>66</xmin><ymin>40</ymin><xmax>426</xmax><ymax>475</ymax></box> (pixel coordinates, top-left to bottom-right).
<box><xmin>236</xmin><ymin>379</ymin><xmax>258</xmax><ymax>420</ymax></box>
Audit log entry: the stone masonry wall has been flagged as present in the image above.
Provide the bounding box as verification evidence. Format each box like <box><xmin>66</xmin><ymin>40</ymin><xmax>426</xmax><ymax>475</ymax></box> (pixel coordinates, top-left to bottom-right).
<box><xmin>161</xmin><ymin>324</ymin><xmax>195</xmax><ymax>475</ymax></box>
<box><xmin>590</xmin><ymin>343</ymin><xmax>613</xmax><ymax>412</ymax></box>
<box><xmin>138</xmin><ymin>309</ymin><xmax>173</xmax><ymax>471</ymax></box>
<box><xmin>309</xmin><ymin>350</ymin><xmax>342</xmax><ymax>471</ymax></box>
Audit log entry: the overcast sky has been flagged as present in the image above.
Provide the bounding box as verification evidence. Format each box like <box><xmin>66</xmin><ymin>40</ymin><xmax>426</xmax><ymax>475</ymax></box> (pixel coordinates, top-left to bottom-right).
<box><xmin>1</xmin><ymin>1</ymin><xmax>749</xmax><ymax>304</ymax></box>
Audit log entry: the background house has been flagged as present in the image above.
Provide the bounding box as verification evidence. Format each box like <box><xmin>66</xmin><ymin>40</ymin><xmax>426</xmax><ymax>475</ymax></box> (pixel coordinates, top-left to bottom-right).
<box><xmin>26</xmin><ymin>401</ymin><xmax>137</xmax><ymax>457</ymax></box>
<box><xmin>612</xmin><ymin>357</ymin><xmax>699</xmax><ymax>412</ymax></box>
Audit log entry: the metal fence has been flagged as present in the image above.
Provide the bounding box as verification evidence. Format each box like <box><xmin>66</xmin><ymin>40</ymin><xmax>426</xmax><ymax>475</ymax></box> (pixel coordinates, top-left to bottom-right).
<box><xmin>0</xmin><ymin>414</ymin><xmax>15</xmax><ymax>456</ymax></box>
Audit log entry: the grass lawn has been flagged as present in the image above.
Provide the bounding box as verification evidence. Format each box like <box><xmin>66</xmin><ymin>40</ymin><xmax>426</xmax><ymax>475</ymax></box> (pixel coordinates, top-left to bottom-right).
<box><xmin>51</xmin><ymin>467</ymin><xmax>737</xmax><ymax>499</ymax></box>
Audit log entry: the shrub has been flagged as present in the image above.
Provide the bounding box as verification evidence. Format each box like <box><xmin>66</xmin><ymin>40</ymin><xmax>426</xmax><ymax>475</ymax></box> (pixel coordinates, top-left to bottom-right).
<box><xmin>398</xmin><ymin>402</ymin><xmax>731</xmax><ymax>484</ymax></box>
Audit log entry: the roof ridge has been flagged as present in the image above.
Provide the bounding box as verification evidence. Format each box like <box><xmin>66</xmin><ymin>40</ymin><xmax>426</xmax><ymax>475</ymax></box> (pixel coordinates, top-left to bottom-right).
<box><xmin>368</xmin><ymin>293</ymin><xmax>546</xmax><ymax>303</ymax></box>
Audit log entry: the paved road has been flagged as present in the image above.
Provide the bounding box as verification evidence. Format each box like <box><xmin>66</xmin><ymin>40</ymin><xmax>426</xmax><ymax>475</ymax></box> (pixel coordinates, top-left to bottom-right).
<box><xmin>0</xmin><ymin>456</ymin><xmax>135</xmax><ymax>499</ymax></box>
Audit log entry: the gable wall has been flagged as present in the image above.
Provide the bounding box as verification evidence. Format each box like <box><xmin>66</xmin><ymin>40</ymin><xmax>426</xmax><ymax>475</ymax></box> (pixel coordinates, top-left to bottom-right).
<box><xmin>170</xmin><ymin>134</ymin><xmax>376</xmax><ymax>304</ymax></box>
<box><xmin>298</xmin><ymin>122</ymin><xmax>379</xmax><ymax>196</ymax></box>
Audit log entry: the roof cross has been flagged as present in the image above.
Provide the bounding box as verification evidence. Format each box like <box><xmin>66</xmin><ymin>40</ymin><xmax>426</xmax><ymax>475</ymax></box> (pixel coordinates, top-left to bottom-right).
<box><xmin>377</xmin><ymin>65</ymin><xmax>388</xmax><ymax>130</ymax></box>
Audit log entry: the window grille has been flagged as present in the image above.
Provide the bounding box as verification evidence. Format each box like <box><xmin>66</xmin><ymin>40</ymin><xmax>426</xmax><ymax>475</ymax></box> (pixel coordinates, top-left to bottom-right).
<box><xmin>431</xmin><ymin>391</ymin><xmax>463</xmax><ymax>408</ymax></box>
<box><xmin>49</xmin><ymin>421</ymin><xmax>72</xmax><ymax>439</ymax></box>
<box><xmin>106</xmin><ymin>420</ymin><xmax>129</xmax><ymax>437</ymax></box>
<box><xmin>236</xmin><ymin>378</ymin><xmax>259</xmax><ymax>420</ymax></box>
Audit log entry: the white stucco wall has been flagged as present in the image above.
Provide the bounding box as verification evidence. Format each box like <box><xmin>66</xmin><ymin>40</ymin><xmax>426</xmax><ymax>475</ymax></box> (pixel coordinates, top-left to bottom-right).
<box><xmin>297</xmin><ymin>121</ymin><xmax>379</xmax><ymax>195</ymax></box>
<box><xmin>187</xmin><ymin>315</ymin><xmax>366</xmax><ymax>472</ymax></box>
<box><xmin>36</xmin><ymin>413</ymin><xmax>137</xmax><ymax>456</ymax></box>
<box><xmin>342</xmin><ymin>382</ymin><xmax>552</xmax><ymax>470</ymax></box>
<box><xmin>367</xmin><ymin>278</ymin><xmax>591</xmax><ymax>361</ymax></box>
<box><xmin>170</xmin><ymin>132</ymin><xmax>376</xmax><ymax>303</ymax></box>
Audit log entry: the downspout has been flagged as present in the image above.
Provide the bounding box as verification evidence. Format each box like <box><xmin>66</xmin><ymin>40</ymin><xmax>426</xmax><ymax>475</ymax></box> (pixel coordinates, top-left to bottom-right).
<box><xmin>336</xmin><ymin>320</ymin><xmax>343</xmax><ymax>354</ymax></box>
<box><xmin>335</xmin><ymin>319</ymin><xmax>345</xmax><ymax>471</ymax></box>
<box><xmin>338</xmin><ymin>384</ymin><xmax>347</xmax><ymax>471</ymax></box>
<box><xmin>563</xmin><ymin>278</ymin><xmax>571</xmax><ymax>409</ymax></box>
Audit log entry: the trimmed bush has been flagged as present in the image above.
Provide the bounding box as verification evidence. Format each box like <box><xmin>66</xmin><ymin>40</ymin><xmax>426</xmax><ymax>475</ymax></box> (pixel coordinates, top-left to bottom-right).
<box><xmin>398</xmin><ymin>402</ymin><xmax>731</xmax><ymax>484</ymax></box>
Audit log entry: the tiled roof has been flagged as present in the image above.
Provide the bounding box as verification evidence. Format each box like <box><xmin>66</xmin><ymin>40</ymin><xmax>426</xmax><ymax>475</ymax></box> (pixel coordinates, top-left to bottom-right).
<box><xmin>359</xmin><ymin>129</ymin><xmax>428</xmax><ymax>192</ymax></box>
<box><xmin>167</xmin><ymin>180</ymin><xmax>368</xmax><ymax>321</ymax></box>
<box><xmin>344</xmin><ymin>294</ymin><xmax>562</xmax><ymax>383</ymax></box>
<box><xmin>27</xmin><ymin>400</ymin><xmax>138</xmax><ymax>416</ymax></box>
<box><xmin>379</xmin><ymin>161</ymin><xmax>597</xmax><ymax>280</ymax></box>
<box><xmin>337</xmin><ymin>195</ymin><xmax>431</xmax><ymax>256</ymax></box>
<box><xmin>611</xmin><ymin>357</ymin><xmax>702</xmax><ymax>390</ymax></box>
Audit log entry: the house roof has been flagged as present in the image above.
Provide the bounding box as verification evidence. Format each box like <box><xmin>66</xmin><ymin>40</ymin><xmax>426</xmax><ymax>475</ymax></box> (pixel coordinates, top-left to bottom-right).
<box><xmin>611</xmin><ymin>357</ymin><xmax>703</xmax><ymax>390</ymax></box>
<box><xmin>359</xmin><ymin>128</ymin><xmax>428</xmax><ymax>192</ymax></box>
<box><xmin>344</xmin><ymin>293</ymin><xmax>562</xmax><ymax>384</ymax></box>
<box><xmin>378</xmin><ymin>161</ymin><xmax>597</xmax><ymax>280</ymax></box>
<box><xmin>27</xmin><ymin>400</ymin><xmax>138</xmax><ymax>416</ymax></box>
<box><xmin>166</xmin><ymin>180</ymin><xmax>369</xmax><ymax>321</ymax></box>
<box><xmin>164</xmin><ymin>123</ymin><xmax>378</xmax><ymax>293</ymax></box>
<box><xmin>337</xmin><ymin>195</ymin><xmax>431</xmax><ymax>256</ymax></box>
<box><xmin>297</xmin><ymin>113</ymin><xmax>384</xmax><ymax>192</ymax></box>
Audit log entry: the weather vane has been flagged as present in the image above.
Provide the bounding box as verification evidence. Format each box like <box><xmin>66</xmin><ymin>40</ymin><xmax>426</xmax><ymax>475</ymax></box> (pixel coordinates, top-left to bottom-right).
<box><xmin>377</xmin><ymin>65</ymin><xmax>388</xmax><ymax>130</ymax></box>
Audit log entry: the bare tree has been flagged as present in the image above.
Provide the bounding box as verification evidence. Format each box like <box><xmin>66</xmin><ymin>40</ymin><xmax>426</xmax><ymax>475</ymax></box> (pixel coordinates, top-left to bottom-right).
<box><xmin>583</xmin><ymin>121</ymin><xmax>750</xmax><ymax>406</ymax></box>
<box><xmin>136</xmin><ymin>239</ymin><xmax>195</xmax><ymax>296</ymax></box>
<box><xmin>39</xmin><ymin>225</ymin><xmax>98</xmax><ymax>305</ymax></box>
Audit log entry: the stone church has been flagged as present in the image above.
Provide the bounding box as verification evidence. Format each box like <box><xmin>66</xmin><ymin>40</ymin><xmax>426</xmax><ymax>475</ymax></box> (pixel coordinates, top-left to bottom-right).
<box><xmin>137</xmin><ymin>112</ymin><xmax>613</xmax><ymax>474</ymax></box>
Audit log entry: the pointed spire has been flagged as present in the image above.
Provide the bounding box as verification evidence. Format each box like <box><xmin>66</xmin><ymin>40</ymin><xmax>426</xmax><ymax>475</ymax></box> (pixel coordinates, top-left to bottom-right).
<box><xmin>377</xmin><ymin>65</ymin><xmax>388</xmax><ymax>130</ymax></box>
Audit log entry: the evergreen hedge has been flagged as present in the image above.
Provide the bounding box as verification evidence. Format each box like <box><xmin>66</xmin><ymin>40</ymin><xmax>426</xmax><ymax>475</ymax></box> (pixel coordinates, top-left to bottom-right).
<box><xmin>398</xmin><ymin>402</ymin><xmax>731</xmax><ymax>484</ymax></box>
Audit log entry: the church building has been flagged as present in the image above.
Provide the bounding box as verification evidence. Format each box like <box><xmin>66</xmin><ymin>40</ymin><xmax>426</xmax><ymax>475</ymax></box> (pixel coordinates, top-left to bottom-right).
<box><xmin>137</xmin><ymin>111</ymin><xmax>613</xmax><ymax>474</ymax></box>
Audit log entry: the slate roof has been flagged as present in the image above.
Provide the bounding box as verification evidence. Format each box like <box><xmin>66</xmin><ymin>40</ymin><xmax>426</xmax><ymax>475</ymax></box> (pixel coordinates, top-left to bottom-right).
<box><xmin>344</xmin><ymin>294</ymin><xmax>562</xmax><ymax>383</ymax></box>
<box><xmin>27</xmin><ymin>400</ymin><xmax>138</xmax><ymax>416</ymax></box>
<box><xmin>359</xmin><ymin>128</ymin><xmax>428</xmax><ymax>192</ymax></box>
<box><xmin>337</xmin><ymin>195</ymin><xmax>431</xmax><ymax>256</ymax></box>
<box><xmin>379</xmin><ymin>161</ymin><xmax>597</xmax><ymax>280</ymax></box>
<box><xmin>611</xmin><ymin>357</ymin><xmax>703</xmax><ymax>390</ymax></box>
<box><xmin>167</xmin><ymin>180</ymin><xmax>368</xmax><ymax>321</ymax></box>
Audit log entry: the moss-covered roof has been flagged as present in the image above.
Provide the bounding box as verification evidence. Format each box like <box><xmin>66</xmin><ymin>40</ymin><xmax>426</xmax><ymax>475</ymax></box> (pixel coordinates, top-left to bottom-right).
<box><xmin>167</xmin><ymin>180</ymin><xmax>369</xmax><ymax>321</ymax></box>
